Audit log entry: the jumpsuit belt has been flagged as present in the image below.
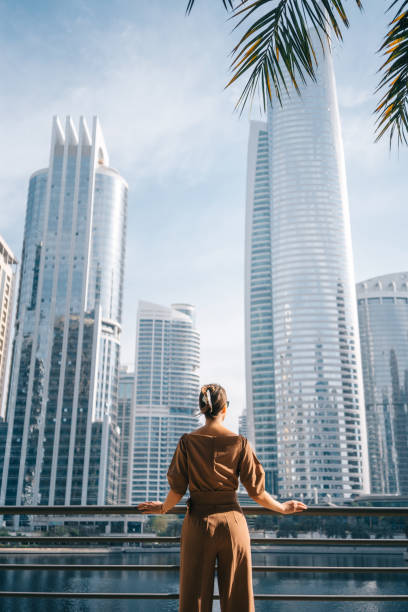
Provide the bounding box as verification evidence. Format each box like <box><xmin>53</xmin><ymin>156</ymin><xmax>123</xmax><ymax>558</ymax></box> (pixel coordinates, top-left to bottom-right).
<box><xmin>187</xmin><ymin>490</ymin><xmax>241</xmax><ymax>515</ymax></box>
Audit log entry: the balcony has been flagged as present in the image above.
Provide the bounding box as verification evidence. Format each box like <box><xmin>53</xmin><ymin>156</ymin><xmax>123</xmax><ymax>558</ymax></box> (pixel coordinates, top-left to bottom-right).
<box><xmin>0</xmin><ymin>505</ymin><xmax>407</xmax><ymax>603</ymax></box>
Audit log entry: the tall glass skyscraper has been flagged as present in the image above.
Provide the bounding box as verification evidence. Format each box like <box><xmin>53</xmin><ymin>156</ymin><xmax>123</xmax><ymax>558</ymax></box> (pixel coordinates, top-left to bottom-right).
<box><xmin>0</xmin><ymin>236</ymin><xmax>17</xmax><ymax>419</ymax></box>
<box><xmin>357</xmin><ymin>273</ymin><xmax>408</xmax><ymax>495</ymax></box>
<box><xmin>0</xmin><ymin>116</ymin><xmax>127</xmax><ymax>509</ymax></box>
<box><xmin>131</xmin><ymin>301</ymin><xmax>200</xmax><ymax>503</ymax></box>
<box><xmin>245</xmin><ymin>42</ymin><xmax>369</xmax><ymax>502</ymax></box>
<box><xmin>117</xmin><ymin>366</ymin><xmax>134</xmax><ymax>504</ymax></box>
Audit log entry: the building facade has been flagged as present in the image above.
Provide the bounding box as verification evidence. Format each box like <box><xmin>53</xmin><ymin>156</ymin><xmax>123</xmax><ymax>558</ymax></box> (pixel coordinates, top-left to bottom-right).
<box><xmin>117</xmin><ymin>366</ymin><xmax>134</xmax><ymax>504</ymax></box>
<box><xmin>245</xmin><ymin>40</ymin><xmax>369</xmax><ymax>502</ymax></box>
<box><xmin>0</xmin><ymin>417</ymin><xmax>7</xmax><ymax>482</ymax></box>
<box><xmin>0</xmin><ymin>116</ymin><xmax>127</xmax><ymax>509</ymax></box>
<box><xmin>0</xmin><ymin>237</ymin><xmax>17</xmax><ymax>419</ymax></box>
<box><xmin>357</xmin><ymin>273</ymin><xmax>408</xmax><ymax>495</ymax></box>
<box><xmin>131</xmin><ymin>301</ymin><xmax>200</xmax><ymax>503</ymax></box>
<box><xmin>239</xmin><ymin>410</ymin><xmax>248</xmax><ymax>438</ymax></box>
<box><xmin>244</xmin><ymin>121</ymin><xmax>277</xmax><ymax>495</ymax></box>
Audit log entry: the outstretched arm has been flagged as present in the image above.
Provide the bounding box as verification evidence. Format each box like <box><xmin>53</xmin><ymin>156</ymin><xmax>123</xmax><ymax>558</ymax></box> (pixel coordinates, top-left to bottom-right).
<box><xmin>239</xmin><ymin>439</ymin><xmax>307</xmax><ymax>514</ymax></box>
<box><xmin>138</xmin><ymin>489</ymin><xmax>183</xmax><ymax>515</ymax></box>
<box><xmin>251</xmin><ymin>490</ymin><xmax>307</xmax><ymax>515</ymax></box>
<box><xmin>139</xmin><ymin>434</ymin><xmax>189</xmax><ymax>515</ymax></box>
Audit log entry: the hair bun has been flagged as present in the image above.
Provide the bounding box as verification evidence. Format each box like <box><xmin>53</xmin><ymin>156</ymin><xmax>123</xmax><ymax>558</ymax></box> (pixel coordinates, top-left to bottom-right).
<box><xmin>206</xmin><ymin>389</ymin><xmax>213</xmax><ymax>414</ymax></box>
<box><xmin>198</xmin><ymin>384</ymin><xmax>227</xmax><ymax>420</ymax></box>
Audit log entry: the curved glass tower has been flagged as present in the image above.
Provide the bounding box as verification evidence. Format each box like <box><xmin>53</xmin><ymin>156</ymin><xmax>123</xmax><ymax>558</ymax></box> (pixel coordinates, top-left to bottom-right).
<box><xmin>357</xmin><ymin>273</ymin><xmax>408</xmax><ymax>495</ymax></box>
<box><xmin>1</xmin><ymin>116</ymin><xmax>127</xmax><ymax>509</ymax></box>
<box><xmin>245</xmin><ymin>42</ymin><xmax>369</xmax><ymax>501</ymax></box>
<box><xmin>131</xmin><ymin>301</ymin><xmax>200</xmax><ymax>503</ymax></box>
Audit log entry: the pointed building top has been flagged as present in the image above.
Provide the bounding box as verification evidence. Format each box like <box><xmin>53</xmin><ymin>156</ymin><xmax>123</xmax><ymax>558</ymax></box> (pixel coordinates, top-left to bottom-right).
<box><xmin>65</xmin><ymin>116</ymin><xmax>79</xmax><ymax>145</ymax></box>
<box><xmin>92</xmin><ymin>116</ymin><xmax>109</xmax><ymax>167</ymax></box>
<box><xmin>51</xmin><ymin>116</ymin><xmax>65</xmax><ymax>146</ymax></box>
<box><xmin>79</xmin><ymin>116</ymin><xmax>92</xmax><ymax>146</ymax></box>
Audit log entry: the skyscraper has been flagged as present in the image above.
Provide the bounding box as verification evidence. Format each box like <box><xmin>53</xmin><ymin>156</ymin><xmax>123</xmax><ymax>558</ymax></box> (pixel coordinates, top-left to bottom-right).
<box><xmin>239</xmin><ymin>410</ymin><xmax>248</xmax><ymax>438</ymax></box>
<box><xmin>245</xmin><ymin>41</ymin><xmax>369</xmax><ymax>501</ymax></box>
<box><xmin>0</xmin><ymin>417</ymin><xmax>7</xmax><ymax>483</ymax></box>
<box><xmin>0</xmin><ymin>116</ymin><xmax>127</xmax><ymax>508</ymax></box>
<box><xmin>0</xmin><ymin>237</ymin><xmax>17</xmax><ymax>418</ymax></box>
<box><xmin>117</xmin><ymin>366</ymin><xmax>134</xmax><ymax>504</ymax></box>
<box><xmin>245</xmin><ymin>121</ymin><xmax>276</xmax><ymax>494</ymax></box>
<box><xmin>131</xmin><ymin>301</ymin><xmax>200</xmax><ymax>503</ymax></box>
<box><xmin>357</xmin><ymin>273</ymin><xmax>408</xmax><ymax>495</ymax></box>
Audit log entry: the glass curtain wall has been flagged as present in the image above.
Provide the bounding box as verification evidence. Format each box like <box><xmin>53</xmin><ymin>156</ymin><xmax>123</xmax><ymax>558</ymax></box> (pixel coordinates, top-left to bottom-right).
<box><xmin>357</xmin><ymin>273</ymin><xmax>408</xmax><ymax>495</ymax></box>
<box><xmin>131</xmin><ymin>301</ymin><xmax>200</xmax><ymax>504</ymax></box>
<box><xmin>245</xmin><ymin>38</ymin><xmax>369</xmax><ymax>502</ymax></box>
<box><xmin>0</xmin><ymin>117</ymin><xmax>127</xmax><ymax>514</ymax></box>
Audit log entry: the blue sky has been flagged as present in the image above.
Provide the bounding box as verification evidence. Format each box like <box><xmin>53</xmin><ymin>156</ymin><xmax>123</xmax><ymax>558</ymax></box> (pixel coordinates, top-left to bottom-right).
<box><xmin>1</xmin><ymin>0</ymin><xmax>407</xmax><ymax>431</ymax></box>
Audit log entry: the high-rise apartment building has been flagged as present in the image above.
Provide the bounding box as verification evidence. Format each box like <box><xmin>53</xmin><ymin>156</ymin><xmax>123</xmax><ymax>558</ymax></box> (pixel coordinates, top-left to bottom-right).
<box><xmin>0</xmin><ymin>417</ymin><xmax>7</xmax><ymax>482</ymax></box>
<box><xmin>131</xmin><ymin>301</ymin><xmax>200</xmax><ymax>503</ymax></box>
<box><xmin>239</xmin><ymin>410</ymin><xmax>248</xmax><ymax>438</ymax></box>
<box><xmin>357</xmin><ymin>273</ymin><xmax>408</xmax><ymax>495</ymax></box>
<box><xmin>118</xmin><ymin>366</ymin><xmax>134</xmax><ymax>504</ymax></box>
<box><xmin>0</xmin><ymin>237</ymin><xmax>17</xmax><ymax>418</ymax></box>
<box><xmin>0</xmin><ymin>116</ymin><xmax>127</xmax><ymax>509</ymax></box>
<box><xmin>245</xmin><ymin>40</ymin><xmax>369</xmax><ymax>502</ymax></box>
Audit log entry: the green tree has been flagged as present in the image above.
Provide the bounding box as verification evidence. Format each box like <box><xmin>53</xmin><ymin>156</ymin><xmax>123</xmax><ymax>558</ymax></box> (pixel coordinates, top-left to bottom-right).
<box><xmin>187</xmin><ymin>1</ymin><xmax>408</xmax><ymax>147</ymax></box>
<box><xmin>164</xmin><ymin>517</ymin><xmax>184</xmax><ymax>536</ymax></box>
<box><xmin>145</xmin><ymin>515</ymin><xmax>169</xmax><ymax>535</ymax></box>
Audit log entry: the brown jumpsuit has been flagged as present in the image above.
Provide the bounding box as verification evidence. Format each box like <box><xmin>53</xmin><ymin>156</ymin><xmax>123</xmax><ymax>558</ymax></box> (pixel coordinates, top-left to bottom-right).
<box><xmin>167</xmin><ymin>432</ymin><xmax>265</xmax><ymax>612</ymax></box>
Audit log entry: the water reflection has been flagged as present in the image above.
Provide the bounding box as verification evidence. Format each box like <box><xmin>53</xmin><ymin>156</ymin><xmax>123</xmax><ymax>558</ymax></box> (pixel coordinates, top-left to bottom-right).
<box><xmin>0</xmin><ymin>551</ymin><xmax>407</xmax><ymax>612</ymax></box>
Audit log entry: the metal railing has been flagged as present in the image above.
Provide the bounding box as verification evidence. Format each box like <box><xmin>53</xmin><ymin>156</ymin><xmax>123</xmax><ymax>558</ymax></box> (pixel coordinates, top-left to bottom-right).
<box><xmin>0</xmin><ymin>505</ymin><xmax>407</xmax><ymax>602</ymax></box>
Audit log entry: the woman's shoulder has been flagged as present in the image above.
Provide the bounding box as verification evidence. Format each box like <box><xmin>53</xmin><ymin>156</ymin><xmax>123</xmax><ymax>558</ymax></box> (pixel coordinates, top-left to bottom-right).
<box><xmin>185</xmin><ymin>430</ymin><xmax>245</xmax><ymax>452</ymax></box>
<box><xmin>187</xmin><ymin>427</ymin><xmax>243</xmax><ymax>439</ymax></box>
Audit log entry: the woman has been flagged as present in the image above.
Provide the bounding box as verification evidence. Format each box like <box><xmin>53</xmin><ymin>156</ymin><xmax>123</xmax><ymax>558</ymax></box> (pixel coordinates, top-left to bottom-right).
<box><xmin>138</xmin><ymin>383</ymin><xmax>307</xmax><ymax>612</ymax></box>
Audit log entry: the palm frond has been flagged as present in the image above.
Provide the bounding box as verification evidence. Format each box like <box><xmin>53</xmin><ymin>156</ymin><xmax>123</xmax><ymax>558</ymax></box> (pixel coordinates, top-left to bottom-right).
<box><xmin>227</xmin><ymin>0</ymin><xmax>363</xmax><ymax>113</ymax></box>
<box><xmin>186</xmin><ymin>0</ymin><xmax>234</xmax><ymax>15</ymax></box>
<box><xmin>375</xmin><ymin>0</ymin><xmax>408</xmax><ymax>147</ymax></box>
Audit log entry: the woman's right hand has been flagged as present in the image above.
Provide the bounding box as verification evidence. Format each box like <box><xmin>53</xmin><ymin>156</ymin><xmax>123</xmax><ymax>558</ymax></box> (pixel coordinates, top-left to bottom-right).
<box><xmin>137</xmin><ymin>501</ymin><xmax>164</xmax><ymax>514</ymax></box>
<box><xmin>280</xmin><ymin>500</ymin><xmax>308</xmax><ymax>514</ymax></box>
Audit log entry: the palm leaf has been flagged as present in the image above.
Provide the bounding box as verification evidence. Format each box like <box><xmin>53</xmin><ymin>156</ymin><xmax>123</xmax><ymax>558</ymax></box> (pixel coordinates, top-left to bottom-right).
<box><xmin>375</xmin><ymin>0</ymin><xmax>408</xmax><ymax>147</ymax></box>
<box><xmin>227</xmin><ymin>0</ymin><xmax>363</xmax><ymax>112</ymax></box>
<box><xmin>186</xmin><ymin>0</ymin><xmax>234</xmax><ymax>15</ymax></box>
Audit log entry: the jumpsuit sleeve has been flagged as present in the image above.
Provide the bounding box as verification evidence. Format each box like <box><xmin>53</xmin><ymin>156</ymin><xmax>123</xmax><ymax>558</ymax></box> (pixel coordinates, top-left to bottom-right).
<box><xmin>167</xmin><ymin>434</ymin><xmax>189</xmax><ymax>495</ymax></box>
<box><xmin>239</xmin><ymin>437</ymin><xmax>265</xmax><ymax>497</ymax></box>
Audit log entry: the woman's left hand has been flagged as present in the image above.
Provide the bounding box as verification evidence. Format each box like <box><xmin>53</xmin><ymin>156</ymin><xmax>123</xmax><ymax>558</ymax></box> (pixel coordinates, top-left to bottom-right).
<box><xmin>280</xmin><ymin>500</ymin><xmax>308</xmax><ymax>514</ymax></box>
<box><xmin>137</xmin><ymin>501</ymin><xmax>164</xmax><ymax>514</ymax></box>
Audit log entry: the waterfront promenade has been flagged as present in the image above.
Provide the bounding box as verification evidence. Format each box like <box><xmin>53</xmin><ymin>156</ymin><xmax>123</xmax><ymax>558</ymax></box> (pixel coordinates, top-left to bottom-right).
<box><xmin>0</xmin><ymin>504</ymin><xmax>407</xmax><ymax>608</ymax></box>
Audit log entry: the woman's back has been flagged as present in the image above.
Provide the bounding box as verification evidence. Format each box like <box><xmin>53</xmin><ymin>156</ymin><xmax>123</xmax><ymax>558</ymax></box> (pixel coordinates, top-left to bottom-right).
<box><xmin>167</xmin><ymin>431</ymin><xmax>265</xmax><ymax>498</ymax></box>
